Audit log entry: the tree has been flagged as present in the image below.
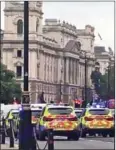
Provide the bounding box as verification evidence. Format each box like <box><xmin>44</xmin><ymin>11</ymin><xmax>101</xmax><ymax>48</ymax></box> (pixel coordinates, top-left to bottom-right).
<box><xmin>0</xmin><ymin>63</ymin><xmax>22</xmax><ymax>104</ymax></box>
<box><xmin>100</xmin><ymin>65</ymin><xmax>115</xmax><ymax>99</ymax></box>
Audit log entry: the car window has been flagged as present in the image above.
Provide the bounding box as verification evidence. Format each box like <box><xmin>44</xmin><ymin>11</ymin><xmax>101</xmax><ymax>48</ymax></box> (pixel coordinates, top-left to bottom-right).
<box><xmin>41</xmin><ymin>107</ymin><xmax>46</xmax><ymax>116</ymax></box>
<box><xmin>75</xmin><ymin>111</ymin><xmax>82</xmax><ymax>117</ymax></box>
<box><xmin>32</xmin><ymin>110</ymin><xmax>42</xmax><ymax>117</ymax></box>
<box><xmin>12</xmin><ymin>112</ymin><xmax>19</xmax><ymax>118</ymax></box>
<box><xmin>81</xmin><ymin>109</ymin><xmax>86</xmax><ymax>117</ymax></box>
<box><xmin>48</xmin><ymin>107</ymin><xmax>73</xmax><ymax>115</ymax></box>
<box><xmin>89</xmin><ymin>109</ymin><xmax>109</xmax><ymax>115</ymax></box>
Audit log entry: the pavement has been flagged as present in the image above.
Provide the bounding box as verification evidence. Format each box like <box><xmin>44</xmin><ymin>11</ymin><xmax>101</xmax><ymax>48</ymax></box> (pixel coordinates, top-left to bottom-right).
<box><xmin>1</xmin><ymin>136</ymin><xmax>114</xmax><ymax>150</ymax></box>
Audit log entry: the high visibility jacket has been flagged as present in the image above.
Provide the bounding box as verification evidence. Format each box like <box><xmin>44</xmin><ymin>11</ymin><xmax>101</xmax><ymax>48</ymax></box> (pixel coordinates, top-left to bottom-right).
<box><xmin>5</xmin><ymin>113</ymin><xmax>13</xmax><ymax>128</ymax></box>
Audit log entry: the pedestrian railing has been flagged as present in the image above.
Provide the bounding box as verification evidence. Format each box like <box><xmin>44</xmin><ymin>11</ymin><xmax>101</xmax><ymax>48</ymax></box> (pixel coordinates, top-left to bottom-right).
<box><xmin>1</xmin><ymin>118</ymin><xmax>15</xmax><ymax>148</ymax></box>
<box><xmin>1</xmin><ymin>118</ymin><xmax>54</xmax><ymax>150</ymax></box>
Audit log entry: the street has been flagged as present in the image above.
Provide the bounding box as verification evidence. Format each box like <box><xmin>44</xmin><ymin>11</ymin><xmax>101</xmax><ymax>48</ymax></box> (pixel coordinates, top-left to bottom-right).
<box><xmin>37</xmin><ymin>137</ymin><xmax>114</xmax><ymax>149</ymax></box>
<box><xmin>1</xmin><ymin>136</ymin><xmax>114</xmax><ymax>149</ymax></box>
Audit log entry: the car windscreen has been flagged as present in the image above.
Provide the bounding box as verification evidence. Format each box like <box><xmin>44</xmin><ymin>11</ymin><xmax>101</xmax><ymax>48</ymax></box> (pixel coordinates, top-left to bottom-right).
<box><xmin>12</xmin><ymin>112</ymin><xmax>19</xmax><ymax>118</ymax></box>
<box><xmin>75</xmin><ymin>111</ymin><xmax>82</xmax><ymax>117</ymax></box>
<box><xmin>31</xmin><ymin>110</ymin><xmax>42</xmax><ymax>117</ymax></box>
<box><xmin>89</xmin><ymin>109</ymin><xmax>109</xmax><ymax>115</ymax></box>
<box><xmin>48</xmin><ymin>107</ymin><xmax>73</xmax><ymax>115</ymax></box>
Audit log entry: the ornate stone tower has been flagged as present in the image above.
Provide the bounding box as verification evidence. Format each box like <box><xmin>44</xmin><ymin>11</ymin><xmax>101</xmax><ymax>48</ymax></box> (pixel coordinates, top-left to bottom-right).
<box><xmin>2</xmin><ymin>2</ymin><xmax>43</xmax><ymax>102</ymax></box>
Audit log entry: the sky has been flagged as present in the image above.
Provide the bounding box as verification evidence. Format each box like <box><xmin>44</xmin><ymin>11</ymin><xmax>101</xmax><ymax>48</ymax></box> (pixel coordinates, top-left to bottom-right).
<box><xmin>1</xmin><ymin>2</ymin><xmax>114</xmax><ymax>51</ymax></box>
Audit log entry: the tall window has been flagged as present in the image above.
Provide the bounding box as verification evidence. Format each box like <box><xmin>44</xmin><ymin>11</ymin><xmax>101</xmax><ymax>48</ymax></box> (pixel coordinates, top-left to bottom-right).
<box><xmin>17</xmin><ymin>50</ymin><xmax>22</xmax><ymax>57</ymax></box>
<box><xmin>36</xmin><ymin>18</ymin><xmax>39</xmax><ymax>32</ymax></box>
<box><xmin>17</xmin><ymin>19</ymin><xmax>23</xmax><ymax>34</ymax></box>
<box><xmin>16</xmin><ymin>66</ymin><xmax>22</xmax><ymax>77</ymax></box>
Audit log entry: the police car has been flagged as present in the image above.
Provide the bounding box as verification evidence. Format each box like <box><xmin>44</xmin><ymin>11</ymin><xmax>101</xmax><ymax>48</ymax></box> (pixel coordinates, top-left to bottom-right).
<box><xmin>80</xmin><ymin>105</ymin><xmax>114</xmax><ymax>137</ymax></box>
<box><xmin>31</xmin><ymin>106</ymin><xmax>44</xmax><ymax>124</ymax></box>
<box><xmin>36</xmin><ymin>103</ymin><xmax>80</xmax><ymax>141</ymax></box>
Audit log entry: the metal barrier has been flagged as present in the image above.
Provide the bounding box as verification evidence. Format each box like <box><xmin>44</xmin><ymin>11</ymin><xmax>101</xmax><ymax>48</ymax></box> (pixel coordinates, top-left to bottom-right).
<box><xmin>1</xmin><ymin>118</ymin><xmax>6</xmax><ymax>144</ymax></box>
<box><xmin>1</xmin><ymin>118</ymin><xmax>54</xmax><ymax>150</ymax></box>
<box><xmin>1</xmin><ymin>118</ymin><xmax>15</xmax><ymax>148</ymax></box>
<box><xmin>33</xmin><ymin>126</ymin><xmax>54</xmax><ymax>150</ymax></box>
<box><xmin>9</xmin><ymin>119</ymin><xmax>15</xmax><ymax>148</ymax></box>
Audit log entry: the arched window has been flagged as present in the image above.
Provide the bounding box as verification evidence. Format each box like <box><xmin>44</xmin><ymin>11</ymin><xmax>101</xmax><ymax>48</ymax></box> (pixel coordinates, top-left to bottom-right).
<box><xmin>36</xmin><ymin>18</ymin><xmax>39</xmax><ymax>32</ymax></box>
<box><xmin>17</xmin><ymin>19</ymin><xmax>23</xmax><ymax>34</ymax></box>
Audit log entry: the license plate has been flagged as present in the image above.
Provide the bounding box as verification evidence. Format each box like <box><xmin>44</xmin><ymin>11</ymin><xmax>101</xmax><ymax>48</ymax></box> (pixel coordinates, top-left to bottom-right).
<box><xmin>54</xmin><ymin>128</ymin><xmax>65</xmax><ymax>131</ymax></box>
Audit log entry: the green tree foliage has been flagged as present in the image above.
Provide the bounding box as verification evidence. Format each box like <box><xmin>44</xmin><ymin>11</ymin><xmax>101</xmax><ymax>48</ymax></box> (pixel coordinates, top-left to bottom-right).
<box><xmin>0</xmin><ymin>63</ymin><xmax>22</xmax><ymax>104</ymax></box>
<box><xmin>100</xmin><ymin>65</ymin><xmax>115</xmax><ymax>99</ymax></box>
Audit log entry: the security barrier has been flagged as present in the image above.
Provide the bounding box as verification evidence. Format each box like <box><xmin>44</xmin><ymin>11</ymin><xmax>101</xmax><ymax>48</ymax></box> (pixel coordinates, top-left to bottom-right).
<box><xmin>1</xmin><ymin>119</ymin><xmax>54</xmax><ymax>150</ymax></box>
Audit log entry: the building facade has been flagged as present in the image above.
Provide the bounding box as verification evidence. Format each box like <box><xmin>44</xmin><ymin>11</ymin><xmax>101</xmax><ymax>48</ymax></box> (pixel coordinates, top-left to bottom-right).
<box><xmin>2</xmin><ymin>2</ymin><xmax>95</xmax><ymax>103</ymax></box>
<box><xmin>94</xmin><ymin>46</ymin><xmax>114</xmax><ymax>75</ymax></box>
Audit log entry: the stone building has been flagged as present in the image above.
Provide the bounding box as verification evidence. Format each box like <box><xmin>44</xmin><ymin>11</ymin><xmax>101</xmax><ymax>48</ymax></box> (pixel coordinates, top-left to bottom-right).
<box><xmin>2</xmin><ymin>2</ymin><xmax>95</xmax><ymax>103</ymax></box>
<box><xmin>94</xmin><ymin>46</ymin><xmax>114</xmax><ymax>75</ymax></box>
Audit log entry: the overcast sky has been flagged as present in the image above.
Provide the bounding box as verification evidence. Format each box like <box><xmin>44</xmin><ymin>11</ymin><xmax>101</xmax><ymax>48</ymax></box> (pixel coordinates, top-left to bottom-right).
<box><xmin>1</xmin><ymin>2</ymin><xmax>114</xmax><ymax>50</ymax></box>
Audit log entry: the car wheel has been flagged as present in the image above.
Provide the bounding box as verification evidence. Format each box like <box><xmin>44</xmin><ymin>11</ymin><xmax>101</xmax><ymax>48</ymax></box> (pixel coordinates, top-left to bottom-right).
<box><xmin>67</xmin><ymin>136</ymin><xmax>72</xmax><ymax>140</ymax></box>
<box><xmin>109</xmin><ymin>132</ymin><xmax>114</xmax><ymax>137</ymax></box>
<box><xmin>81</xmin><ymin>129</ymin><xmax>86</xmax><ymax>138</ymax></box>
<box><xmin>73</xmin><ymin>134</ymin><xmax>80</xmax><ymax>141</ymax></box>
<box><xmin>102</xmin><ymin>133</ymin><xmax>107</xmax><ymax>137</ymax></box>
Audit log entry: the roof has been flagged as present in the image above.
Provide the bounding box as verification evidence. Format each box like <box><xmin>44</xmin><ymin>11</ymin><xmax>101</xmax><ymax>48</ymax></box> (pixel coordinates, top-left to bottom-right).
<box><xmin>87</xmin><ymin>107</ymin><xmax>109</xmax><ymax>110</ymax></box>
<box><xmin>31</xmin><ymin>108</ymin><xmax>43</xmax><ymax>111</ymax></box>
<box><xmin>74</xmin><ymin>109</ymin><xmax>83</xmax><ymax>112</ymax></box>
<box><xmin>31</xmin><ymin>104</ymin><xmax>46</xmax><ymax>107</ymax></box>
<box><xmin>47</xmin><ymin>104</ymin><xmax>72</xmax><ymax>109</ymax></box>
<box><xmin>65</xmin><ymin>40</ymin><xmax>81</xmax><ymax>51</ymax></box>
<box><xmin>11</xmin><ymin>109</ymin><xmax>19</xmax><ymax>113</ymax></box>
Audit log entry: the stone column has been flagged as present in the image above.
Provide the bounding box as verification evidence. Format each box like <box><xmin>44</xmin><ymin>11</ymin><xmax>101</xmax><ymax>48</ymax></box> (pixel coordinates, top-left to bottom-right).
<box><xmin>45</xmin><ymin>55</ymin><xmax>47</xmax><ymax>81</ymax></box>
<box><xmin>77</xmin><ymin>60</ymin><xmax>79</xmax><ymax>85</ymax></box>
<box><xmin>39</xmin><ymin>52</ymin><xmax>43</xmax><ymax>80</ymax></box>
<box><xmin>47</xmin><ymin>55</ymin><xmax>49</xmax><ymax>81</ymax></box>
<box><xmin>70</xmin><ymin>59</ymin><xmax>72</xmax><ymax>84</ymax></box>
<box><xmin>48</xmin><ymin>55</ymin><xmax>50</xmax><ymax>82</ymax></box>
<box><xmin>66</xmin><ymin>58</ymin><xmax>69</xmax><ymax>83</ymax></box>
<box><xmin>68</xmin><ymin>58</ymin><xmax>71</xmax><ymax>83</ymax></box>
<box><xmin>58</xmin><ymin>57</ymin><xmax>62</xmax><ymax>82</ymax></box>
<box><xmin>52</xmin><ymin>56</ymin><xmax>54</xmax><ymax>82</ymax></box>
<box><xmin>73</xmin><ymin>59</ymin><xmax>76</xmax><ymax>84</ymax></box>
<box><xmin>79</xmin><ymin>63</ymin><xmax>81</xmax><ymax>87</ymax></box>
<box><xmin>75</xmin><ymin>60</ymin><xmax>76</xmax><ymax>84</ymax></box>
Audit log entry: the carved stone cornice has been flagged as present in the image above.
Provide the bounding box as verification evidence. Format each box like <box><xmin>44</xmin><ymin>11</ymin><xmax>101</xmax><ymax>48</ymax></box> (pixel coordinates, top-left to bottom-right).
<box><xmin>14</xmin><ymin>61</ymin><xmax>23</xmax><ymax>66</ymax></box>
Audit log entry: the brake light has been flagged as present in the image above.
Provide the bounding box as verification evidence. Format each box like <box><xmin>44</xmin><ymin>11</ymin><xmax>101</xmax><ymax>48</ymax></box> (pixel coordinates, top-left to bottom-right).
<box><xmin>68</xmin><ymin>117</ymin><xmax>77</xmax><ymax>121</ymax></box>
<box><xmin>85</xmin><ymin>117</ymin><xmax>94</xmax><ymax>121</ymax></box>
<box><xmin>43</xmin><ymin>116</ymin><xmax>53</xmax><ymax>121</ymax></box>
<box><xmin>106</xmin><ymin>117</ymin><xmax>114</xmax><ymax>121</ymax></box>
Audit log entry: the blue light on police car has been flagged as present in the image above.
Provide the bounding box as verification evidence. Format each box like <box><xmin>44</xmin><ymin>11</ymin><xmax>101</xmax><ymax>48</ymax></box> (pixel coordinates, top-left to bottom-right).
<box><xmin>19</xmin><ymin>107</ymin><xmax>23</xmax><ymax>111</ymax></box>
<box><xmin>96</xmin><ymin>105</ymin><xmax>100</xmax><ymax>108</ymax></box>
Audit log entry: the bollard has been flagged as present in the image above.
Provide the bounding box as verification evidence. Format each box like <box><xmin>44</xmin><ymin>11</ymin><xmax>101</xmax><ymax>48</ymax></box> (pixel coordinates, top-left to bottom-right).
<box><xmin>9</xmin><ymin>119</ymin><xmax>14</xmax><ymax>148</ymax></box>
<box><xmin>48</xmin><ymin>129</ymin><xmax>54</xmax><ymax>150</ymax></box>
<box><xmin>1</xmin><ymin>118</ymin><xmax>5</xmax><ymax>144</ymax></box>
<box><xmin>31</xmin><ymin>124</ymin><xmax>36</xmax><ymax>150</ymax></box>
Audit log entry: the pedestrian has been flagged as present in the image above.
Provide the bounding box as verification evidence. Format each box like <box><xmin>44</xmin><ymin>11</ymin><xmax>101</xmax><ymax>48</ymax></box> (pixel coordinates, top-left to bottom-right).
<box><xmin>39</xmin><ymin>92</ymin><xmax>46</xmax><ymax>103</ymax></box>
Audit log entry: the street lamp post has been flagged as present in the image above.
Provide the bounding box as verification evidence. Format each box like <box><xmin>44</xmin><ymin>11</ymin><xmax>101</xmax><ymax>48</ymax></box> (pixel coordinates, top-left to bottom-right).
<box><xmin>19</xmin><ymin>2</ymin><xmax>34</xmax><ymax>150</ymax></box>
<box><xmin>60</xmin><ymin>79</ymin><xmax>62</xmax><ymax>101</ymax></box>
<box><xmin>81</xmin><ymin>51</ymin><xmax>88</xmax><ymax>108</ymax></box>
<box><xmin>84</xmin><ymin>52</ymin><xmax>87</xmax><ymax>106</ymax></box>
<box><xmin>107</xmin><ymin>57</ymin><xmax>111</xmax><ymax>99</ymax></box>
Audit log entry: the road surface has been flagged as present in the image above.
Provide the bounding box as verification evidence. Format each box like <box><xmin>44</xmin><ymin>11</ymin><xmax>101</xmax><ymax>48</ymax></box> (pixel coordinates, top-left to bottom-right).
<box><xmin>1</xmin><ymin>137</ymin><xmax>114</xmax><ymax>149</ymax></box>
<box><xmin>37</xmin><ymin>136</ymin><xmax>114</xmax><ymax>149</ymax></box>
